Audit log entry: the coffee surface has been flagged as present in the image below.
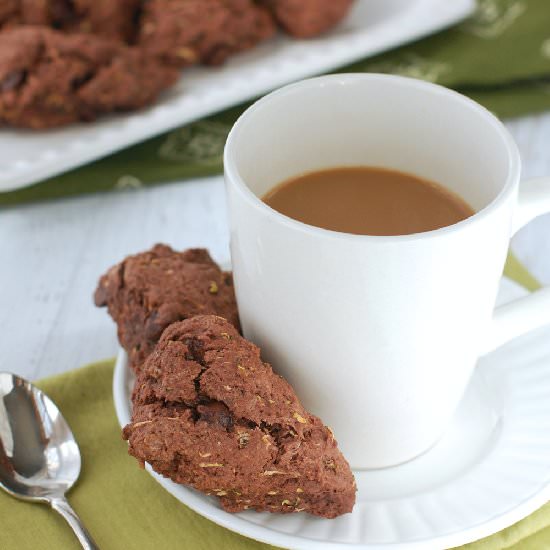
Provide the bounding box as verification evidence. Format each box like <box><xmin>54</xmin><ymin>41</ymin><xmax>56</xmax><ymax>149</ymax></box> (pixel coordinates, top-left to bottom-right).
<box><xmin>262</xmin><ymin>166</ymin><xmax>474</xmax><ymax>236</ymax></box>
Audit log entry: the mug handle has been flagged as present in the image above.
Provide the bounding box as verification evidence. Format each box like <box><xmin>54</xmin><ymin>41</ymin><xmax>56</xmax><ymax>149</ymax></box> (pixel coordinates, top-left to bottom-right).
<box><xmin>482</xmin><ymin>177</ymin><xmax>550</xmax><ymax>354</ymax></box>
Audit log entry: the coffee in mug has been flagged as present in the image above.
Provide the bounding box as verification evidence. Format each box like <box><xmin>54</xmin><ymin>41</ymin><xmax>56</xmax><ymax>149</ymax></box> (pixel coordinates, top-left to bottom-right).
<box><xmin>263</xmin><ymin>166</ymin><xmax>474</xmax><ymax>236</ymax></box>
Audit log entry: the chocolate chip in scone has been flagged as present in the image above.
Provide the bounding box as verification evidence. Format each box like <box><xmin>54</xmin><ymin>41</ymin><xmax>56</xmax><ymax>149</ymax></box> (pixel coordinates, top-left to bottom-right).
<box><xmin>70</xmin><ymin>71</ymin><xmax>93</xmax><ymax>90</ymax></box>
<box><xmin>197</xmin><ymin>401</ymin><xmax>234</xmax><ymax>429</ymax></box>
<box><xmin>48</xmin><ymin>0</ymin><xmax>78</xmax><ymax>28</ymax></box>
<box><xmin>0</xmin><ymin>70</ymin><xmax>25</xmax><ymax>91</ymax></box>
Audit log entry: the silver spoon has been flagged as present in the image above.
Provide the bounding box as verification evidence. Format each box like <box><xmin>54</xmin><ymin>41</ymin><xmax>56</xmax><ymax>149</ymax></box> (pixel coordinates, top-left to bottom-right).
<box><xmin>0</xmin><ymin>372</ymin><xmax>99</xmax><ymax>549</ymax></box>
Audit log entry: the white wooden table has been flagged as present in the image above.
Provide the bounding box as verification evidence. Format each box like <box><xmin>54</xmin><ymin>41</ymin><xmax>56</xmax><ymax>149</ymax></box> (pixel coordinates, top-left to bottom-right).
<box><xmin>2</xmin><ymin>112</ymin><xmax>550</xmax><ymax>381</ymax></box>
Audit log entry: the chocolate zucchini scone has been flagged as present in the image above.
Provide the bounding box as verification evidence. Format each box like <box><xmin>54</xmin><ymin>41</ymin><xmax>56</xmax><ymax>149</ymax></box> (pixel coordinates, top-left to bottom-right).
<box><xmin>260</xmin><ymin>0</ymin><xmax>354</xmax><ymax>38</ymax></box>
<box><xmin>94</xmin><ymin>244</ymin><xmax>240</xmax><ymax>373</ymax></box>
<box><xmin>138</xmin><ymin>0</ymin><xmax>276</xmax><ymax>66</ymax></box>
<box><xmin>0</xmin><ymin>27</ymin><xmax>179</xmax><ymax>128</ymax></box>
<box><xmin>123</xmin><ymin>315</ymin><xmax>356</xmax><ymax>518</ymax></box>
<box><xmin>0</xmin><ymin>0</ymin><xmax>142</xmax><ymax>43</ymax></box>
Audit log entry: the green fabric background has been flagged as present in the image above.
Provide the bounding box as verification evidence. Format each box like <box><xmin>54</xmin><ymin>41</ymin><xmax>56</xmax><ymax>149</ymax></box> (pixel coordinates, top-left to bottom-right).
<box><xmin>2</xmin><ymin>0</ymin><xmax>550</xmax><ymax>205</ymax></box>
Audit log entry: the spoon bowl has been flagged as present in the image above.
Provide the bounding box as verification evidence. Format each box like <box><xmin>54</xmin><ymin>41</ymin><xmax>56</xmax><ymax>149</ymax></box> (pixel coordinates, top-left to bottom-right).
<box><xmin>0</xmin><ymin>372</ymin><xmax>98</xmax><ymax>549</ymax></box>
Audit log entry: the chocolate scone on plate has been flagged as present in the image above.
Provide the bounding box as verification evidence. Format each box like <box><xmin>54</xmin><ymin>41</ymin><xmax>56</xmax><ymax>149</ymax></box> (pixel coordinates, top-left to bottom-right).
<box><xmin>0</xmin><ymin>0</ymin><xmax>142</xmax><ymax>43</ymax></box>
<box><xmin>0</xmin><ymin>27</ymin><xmax>179</xmax><ymax>128</ymax></box>
<box><xmin>138</xmin><ymin>0</ymin><xmax>276</xmax><ymax>66</ymax></box>
<box><xmin>260</xmin><ymin>0</ymin><xmax>354</xmax><ymax>38</ymax></box>
<box><xmin>123</xmin><ymin>315</ymin><xmax>356</xmax><ymax>518</ymax></box>
<box><xmin>95</xmin><ymin>244</ymin><xmax>240</xmax><ymax>373</ymax></box>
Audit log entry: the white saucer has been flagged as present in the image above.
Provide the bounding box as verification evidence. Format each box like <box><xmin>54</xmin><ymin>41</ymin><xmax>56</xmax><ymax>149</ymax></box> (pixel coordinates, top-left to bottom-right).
<box><xmin>113</xmin><ymin>278</ymin><xmax>550</xmax><ymax>550</ymax></box>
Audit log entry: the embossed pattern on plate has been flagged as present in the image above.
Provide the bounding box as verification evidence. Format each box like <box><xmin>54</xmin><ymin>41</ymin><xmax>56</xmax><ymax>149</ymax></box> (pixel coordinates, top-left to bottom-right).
<box><xmin>0</xmin><ymin>0</ymin><xmax>474</xmax><ymax>192</ymax></box>
<box><xmin>113</xmin><ymin>278</ymin><xmax>550</xmax><ymax>550</ymax></box>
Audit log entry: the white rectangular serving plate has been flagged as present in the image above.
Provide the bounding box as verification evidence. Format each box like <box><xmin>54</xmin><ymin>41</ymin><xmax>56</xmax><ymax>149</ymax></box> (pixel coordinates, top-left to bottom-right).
<box><xmin>0</xmin><ymin>0</ymin><xmax>474</xmax><ymax>192</ymax></box>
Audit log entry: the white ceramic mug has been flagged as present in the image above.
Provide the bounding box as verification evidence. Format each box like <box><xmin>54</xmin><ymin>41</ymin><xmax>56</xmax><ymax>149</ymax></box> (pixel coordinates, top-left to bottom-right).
<box><xmin>224</xmin><ymin>74</ymin><xmax>550</xmax><ymax>469</ymax></box>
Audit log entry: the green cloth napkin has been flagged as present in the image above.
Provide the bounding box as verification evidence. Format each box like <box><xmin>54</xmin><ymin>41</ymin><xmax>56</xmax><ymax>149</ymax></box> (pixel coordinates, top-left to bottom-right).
<box><xmin>2</xmin><ymin>0</ymin><xmax>550</xmax><ymax>206</ymax></box>
<box><xmin>503</xmin><ymin>251</ymin><xmax>542</xmax><ymax>291</ymax></box>
<box><xmin>0</xmin><ymin>264</ymin><xmax>544</xmax><ymax>550</ymax></box>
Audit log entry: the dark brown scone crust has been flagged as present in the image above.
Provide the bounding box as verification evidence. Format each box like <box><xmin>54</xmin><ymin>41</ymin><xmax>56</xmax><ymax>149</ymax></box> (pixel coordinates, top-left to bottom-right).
<box><xmin>0</xmin><ymin>0</ymin><xmax>18</xmax><ymax>27</ymax></box>
<box><xmin>123</xmin><ymin>315</ymin><xmax>356</xmax><ymax>518</ymax></box>
<box><xmin>138</xmin><ymin>0</ymin><xmax>276</xmax><ymax>66</ymax></box>
<box><xmin>94</xmin><ymin>244</ymin><xmax>240</xmax><ymax>373</ymax></box>
<box><xmin>0</xmin><ymin>0</ymin><xmax>142</xmax><ymax>42</ymax></box>
<box><xmin>260</xmin><ymin>0</ymin><xmax>354</xmax><ymax>38</ymax></box>
<box><xmin>0</xmin><ymin>26</ymin><xmax>179</xmax><ymax>128</ymax></box>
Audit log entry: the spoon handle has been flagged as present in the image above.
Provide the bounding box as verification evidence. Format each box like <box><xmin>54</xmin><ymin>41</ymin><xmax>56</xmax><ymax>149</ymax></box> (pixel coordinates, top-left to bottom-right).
<box><xmin>50</xmin><ymin>497</ymin><xmax>99</xmax><ymax>550</ymax></box>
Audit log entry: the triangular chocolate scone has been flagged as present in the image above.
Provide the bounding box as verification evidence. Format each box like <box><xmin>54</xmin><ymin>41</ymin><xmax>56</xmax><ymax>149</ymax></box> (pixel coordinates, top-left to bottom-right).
<box><xmin>123</xmin><ymin>315</ymin><xmax>356</xmax><ymax>518</ymax></box>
